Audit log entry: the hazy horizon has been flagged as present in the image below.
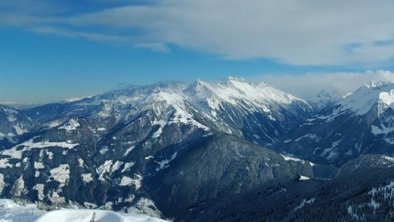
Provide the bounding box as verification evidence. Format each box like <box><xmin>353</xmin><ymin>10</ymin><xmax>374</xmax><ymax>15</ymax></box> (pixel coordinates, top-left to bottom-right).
<box><xmin>2</xmin><ymin>70</ymin><xmax>394</xmax><ymax>105</ymax></box>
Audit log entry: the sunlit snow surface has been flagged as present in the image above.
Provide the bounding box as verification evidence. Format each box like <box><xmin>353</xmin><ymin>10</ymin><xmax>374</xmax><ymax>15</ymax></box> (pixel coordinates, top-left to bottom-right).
<box><xmin>340</xmin><ymin>82</ymin><xmax>394</xmax><ymax>116</ymax></box>
<box><xmin>91</xmin><ymin>77</ymin><xmax>310</xmax><ymax>132</ymax></box>
<box><xmin>0</xmin><ymin>199</ymin><xmax>168</xmax><ymax>222</ymax></box>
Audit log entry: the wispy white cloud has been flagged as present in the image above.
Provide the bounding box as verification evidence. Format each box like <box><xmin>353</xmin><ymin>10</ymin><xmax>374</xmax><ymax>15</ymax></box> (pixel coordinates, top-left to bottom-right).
<box><xmin>31</xmin><ymin>26</ymin><xmax>119</xmax><ymax>44</ymax></box>
<box><xmin>258</xmin><ymin>70</ymin><xmax>394</xmax><ymax>100</ymax></box>
<box><xmin>2</xmin><ymin>1</ymin><xmax>394</xmax><ymax>66</ymax></box>
<box><xmin>32</xmin><ymin>26</ymin><xmax>132</xmax><ymax>43</ymax></box>
<box><xmin>30</xmin><ymin>26</ymin><xmax>170</xmax><ymax>51</ymax></box>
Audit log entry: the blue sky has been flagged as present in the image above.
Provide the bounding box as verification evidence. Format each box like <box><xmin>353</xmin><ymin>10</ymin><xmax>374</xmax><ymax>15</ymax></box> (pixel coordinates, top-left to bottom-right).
<box><xmin>1</xmin><ymin>1</ymin><xmax>394</xmax><ymax>103</ymax></box>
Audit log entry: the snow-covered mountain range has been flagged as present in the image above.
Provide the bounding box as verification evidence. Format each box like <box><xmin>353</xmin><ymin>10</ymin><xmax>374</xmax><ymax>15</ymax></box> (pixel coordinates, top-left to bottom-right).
<box><xmin>22</xmin><ymin>77</ymin><xmax>312</xmax><ymax>145</ymax></box>
<box><xmin>276</xmin><ymin>81</ymin><xmax>394</xmax><ymax>166</ymax></box>
<box><xmin>1</xmin><ymin>77</ymin><xmax>394</xmax><ymax>221</ymax></box>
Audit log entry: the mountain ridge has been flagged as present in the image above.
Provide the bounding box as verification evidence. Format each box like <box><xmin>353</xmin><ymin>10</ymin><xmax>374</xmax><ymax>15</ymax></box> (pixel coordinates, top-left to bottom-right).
<box><xmin>1</xmin><ymin>78</ymin><xmax>394</xmax><ymax>221</ymax></box>
<box><xmin>274</xmin><ymin>81</ymin><xmax>394</xmax><ymax>166</ymax></box>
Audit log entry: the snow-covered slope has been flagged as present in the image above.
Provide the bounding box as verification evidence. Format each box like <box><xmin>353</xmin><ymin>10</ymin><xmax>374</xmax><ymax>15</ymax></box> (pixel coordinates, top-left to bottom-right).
<box><xmin>36</xmin><ymin>209</ymin><xmax>167</xmax><ymax>222</ymax></box>
<box><xmin>275</xmin><ymin>82</ymin><xmax>394</xmax><ymax>165</ymax></box>
<box><xmin>339</xmin><ymin>82</ymin><xmax>394</xmax><ymax>116</ymax></box>
<box><xmin>0</xmin><ymin>199</ymin><xmax>167</xmax><ymax>222</ymax></box>
<box><xmin>0</xmin><ymin>199</ymin><xmax>45</xmax><ymax>221</ymax></box>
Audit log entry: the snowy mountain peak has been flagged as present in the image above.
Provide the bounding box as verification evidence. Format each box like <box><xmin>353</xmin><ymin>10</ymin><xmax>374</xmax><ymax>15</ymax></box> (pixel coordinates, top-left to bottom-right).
<box><xmin>179</xmin><ymin>77</ymin><xmax>305</xmax><ymax>107</ymax></box>
<box><xmin>256</xmin><ymin>81</ymin><xmax>268</xmax><ymax>88</ymax></box>
<box><xmin>63</xmin><ymin>96</ymin><xmax>93</xmax><ymax>103</ymax></box>
<box><xmin>339</xmin><ymin>82</ymin><xmax>394</xmax><ymax>115</ymax></box>
<box><xmin>194</xmin><ymin>78</ymin><xmax>205</xmax><ymax>86</ymax></box>
<box><xmin>186</xmin><ymin>79</ymin><xmax>212</xmax><ymax>96</ymax></box>
<box><xmin>364</xmin><ymin>81</ymin><xmax>393</xmax><ymax>89</ymax></box>
<box><xmin>307</xmin><ymin>87</ymin><xmax>345</xmax><ymax>111</ymax></box>
<box><xmin>223</xmin><ymin>76</ymin><xmax>248</xmax><ymax>83</ymax></box>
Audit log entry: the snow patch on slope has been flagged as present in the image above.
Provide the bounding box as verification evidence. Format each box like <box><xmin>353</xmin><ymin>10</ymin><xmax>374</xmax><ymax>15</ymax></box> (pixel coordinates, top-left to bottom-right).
<box><xmin>59</xmin><ymin>119</ymin><xmax>80</xmax><ymax>131</ymax></box>
<box><xmin>294</xmin><ymin>198</ymin><xmax>315</xmax><ymax>211</ymax></box>
<box><xmin>81</xmin><ymin>173</ymin><xmax>93</xmax><ymax>183</ymax></box>
<box><xmin>2</xmin><ymin>138</ymin><xmax>79</xmax><ymax>159</ymax></box>
<box><xmin>281</xmin><ymin>154</ymin><xmax>315</xmax><ymax>166</ymax></box>
<box><xmin>49</xmin><ymin>164</ymin><xmax>70</xmax><ymax>188</ymax></box>
<box><xmin>154</xmin><ymin>152</ymin><xmax>178</xmax><ymax>171</ymax></box>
